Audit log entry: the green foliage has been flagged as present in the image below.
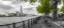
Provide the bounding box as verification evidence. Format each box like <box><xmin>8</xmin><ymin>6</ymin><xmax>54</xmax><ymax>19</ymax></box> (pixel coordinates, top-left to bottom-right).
<box><xmin>30</xmin><ymin>0</ymin><xmax>37</xmax><ymax>3</ymax></box>
<box><xmin>56</xmin><ymin>8</ymin><xmax>59</xmax><ymax>13</ymax></box>
<box><xmin>20</xmin><ymin>0</ymin><xmax>60</xmax><ymax>16</ymax></box>
<box><xmin>61</xmin><ymin>6</ymin><xmax>64</xmax><ymax>13</ymax></box>
<box><xmin>0</xmin><ymin>14</ymin><xmax>6</xmax><ymax>17</ymax></box>
<box><xmin>21</xmin><ymin>0</ymin><xmax>64</xmax><ymax>5</ymax></box>
<box><xmin>20</xmin><ymin>0</ymin><xmax>27</xmax><ymax>2</ymax></box>
<box><xmin>58</xmin><ymin>0</ymin><xmax>61</xmax><ymax>5</ymax></box>
<box><xmin>58</xmin><ymin>0</ymin><xmax>64</xmax><ymax>5</ymax></box>
<box><xmin>40</xmin><ymin>0</ymin><xmax>50</xmax><ymax>5</ymax></box>
<box><xmin>52</xmin><ymin>8</ymin><xmax>59</xmax><ymax>14</ymax></box>
<box><xmin>36</xmin><ymin>5</ymin><xmax>52</xmax><ymax>14</ymax></box>
<box><xmin>36</xmin><ymin>0</ymin><xmax>52</xmax><ymax>15</ymax></box>
<box><xmin>36</xmin><ymin>5</ymin><xmax>43</xmax><ymax>13</ymax></box>
<box><xmin>24</xmin><ymin>0</ymin><xmax>27</xmax><ymax>2</ymax></box>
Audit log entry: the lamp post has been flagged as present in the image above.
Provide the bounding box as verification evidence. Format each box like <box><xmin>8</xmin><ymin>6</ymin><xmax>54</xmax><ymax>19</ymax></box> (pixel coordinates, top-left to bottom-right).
<box><xmin>51</xmin><ymin>0</ymin><xmax>59</xmax><ymax>21</ymax></box>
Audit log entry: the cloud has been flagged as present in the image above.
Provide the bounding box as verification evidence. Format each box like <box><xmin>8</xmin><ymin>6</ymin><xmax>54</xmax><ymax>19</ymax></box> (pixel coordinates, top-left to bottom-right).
<box><xmin>0</xmin><ymin>4</ymin><xmax>13</xmax><ymax>10</ymax></box>
<box><xmin>2</xmin><ymin>0</ymin><xmax>21</xmax><ymax>5</ymax></box>
<box><xmin>11</xmin><ymin>0</ymin><xmax>21</xmax><ymax>5</ymax></box>
<box><xmin>1</xmin><ymin>1</ymin><xmax>12</xmax><ymax>5</ymax></box>
<box><xmin>3</xmin><ymin>0</ymin><xmax>12</xmax><ymax>1</ymax></box>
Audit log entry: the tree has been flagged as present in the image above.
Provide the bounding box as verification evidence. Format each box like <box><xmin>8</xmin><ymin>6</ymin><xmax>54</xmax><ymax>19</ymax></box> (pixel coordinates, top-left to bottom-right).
<box><xmin>23</xmin><ymin>0</ymin><xmax>52</xmax><ymax>16</ymax></box>
<box><xmin>61</xmin><ymin>6</ymin><xmax>64</xmax><ymax>13</ymax></box>
<box><xmin>57</xmin><ymin>8</ymin><xmax>59</xmax><ymax>14</ymax></box>
<box><xmin>60</xmin><ymin>6</ymin><xmax>64</xmax><ymax>18</ymax></box>
<box><xmin>0</xmin><ymin>14</ymin><xmax>6</xmax><ymax>17</ymax></box>
<box><xmin>36</xmin><ymin>1</ymin><xmax>52</xmax><ymax>17</ymax></box>
<box><xmin>21</xmin><ymin>0</ymin><xmax>63</xmax><ymax>20</ymax></box>
<box><xmin>51</xmin><ymin>0</ymin><xmax>64</xmax><ymax>20</ymax></box>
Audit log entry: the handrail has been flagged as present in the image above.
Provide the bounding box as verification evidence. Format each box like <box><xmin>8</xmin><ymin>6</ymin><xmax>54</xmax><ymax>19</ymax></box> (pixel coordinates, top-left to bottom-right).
<box><xmin>0</xmin><ymin>16</ymin><xmax>41</xmax><ymax>28</ymax></box>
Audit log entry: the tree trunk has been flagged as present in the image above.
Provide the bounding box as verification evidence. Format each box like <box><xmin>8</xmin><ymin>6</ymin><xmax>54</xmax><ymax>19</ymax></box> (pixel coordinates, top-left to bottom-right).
<box><xmin>52</xmin><ymin>5</ymin><xmax>57</xmax><ymax>20</ymax></box>
<box><xmin>52</xmin><ymin>0</ymin><xmax>59</xmax><ymax>20</ymax></box>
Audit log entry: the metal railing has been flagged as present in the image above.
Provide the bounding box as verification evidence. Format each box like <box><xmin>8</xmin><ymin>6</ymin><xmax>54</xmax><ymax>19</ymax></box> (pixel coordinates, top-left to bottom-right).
<box><xmin>0</xmin><ymin>16</ymin><xmax>41</xmax><ymax>28</ymax></box>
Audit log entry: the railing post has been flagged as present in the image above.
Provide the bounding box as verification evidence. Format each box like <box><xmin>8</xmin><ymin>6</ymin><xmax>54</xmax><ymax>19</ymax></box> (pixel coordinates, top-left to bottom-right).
<box><xmin>13</xmin><ymin>23</ymin><xmax>16</xmax><ymax>28</ymax></box>
<box><xmin>23</xmin><ymin>21</ymin><xmax>25</xmax><ymax>28</ymax></box>
<box><xmin>32</xmin><ymin>19</ymin><xmax>33</xmax><ymax>25</ymax></box>
<box><xmin>31</xmin><ymin>19</ymin><xmax>33</xmax><ymax>26</ymax></box>
<box><xmin>7</xmin><ymin>25</ymin><xmax>10</xmax><ymax>28</ymax></box>
<box><xmin>33</xmin><ymin>18</ymin><xmax>36</xmax><ymax>24</ymax></box>
<box><xmin>33</xmin><ymin>18</ymin><xmax>34</xmax><ymax>24</ymax></box>
<box><xmin>28</xmin><ymin>20</ymin><xmax>30</xmax><ymax>28</ymax></box>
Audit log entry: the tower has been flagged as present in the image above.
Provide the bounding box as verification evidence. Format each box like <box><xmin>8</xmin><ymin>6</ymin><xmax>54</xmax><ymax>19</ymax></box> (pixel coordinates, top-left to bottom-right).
<box><xmin>20</xmin><ymin>5</ymin><xmax>23</xmax><ymax>16</ymax></box>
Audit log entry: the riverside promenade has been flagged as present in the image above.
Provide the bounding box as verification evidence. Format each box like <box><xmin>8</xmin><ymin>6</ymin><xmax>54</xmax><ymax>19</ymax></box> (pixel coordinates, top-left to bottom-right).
<box><xmin>30</xmin><ymin>17</ymin><xmax>63</xmax><ymax>28</ymax></box>
<box><xmin>0</xmin><ymin>16</ymin><xmax>63</xmax><ymax>28</ymax></box>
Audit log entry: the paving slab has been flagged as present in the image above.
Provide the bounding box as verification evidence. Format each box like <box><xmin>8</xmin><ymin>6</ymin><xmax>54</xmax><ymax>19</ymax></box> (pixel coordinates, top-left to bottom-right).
<box><xmin>30</xmin><ymin>17</ymin><xmax>63</xmax><ymax>28</ymax></box>
<box><xmin>30</xmin><ymin>17</ymin><xmax>48</xmax><ymax>28</ymax></box>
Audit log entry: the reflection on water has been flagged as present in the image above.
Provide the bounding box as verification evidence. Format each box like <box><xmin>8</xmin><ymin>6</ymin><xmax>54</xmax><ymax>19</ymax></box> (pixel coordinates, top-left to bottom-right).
<box><xmin>0</xmin><ymin>16</ymin><xmax>38</xmax><ymax>25</ymax></box>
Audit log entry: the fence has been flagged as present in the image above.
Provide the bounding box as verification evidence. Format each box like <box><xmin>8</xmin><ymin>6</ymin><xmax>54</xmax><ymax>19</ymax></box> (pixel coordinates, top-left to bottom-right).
<box><xmin>0</xmin><ymin>16</ymin><xmax>41</xmax><ymax>28</ymax></box>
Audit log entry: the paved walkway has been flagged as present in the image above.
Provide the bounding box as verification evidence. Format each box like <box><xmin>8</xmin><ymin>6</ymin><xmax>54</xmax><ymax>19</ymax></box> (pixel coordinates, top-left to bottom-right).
<box><xmin>30</xmin><ymin>17</ymin><xmax>63</xmax><ymax>28</ymax></box>
<box><xmin>30</xmin><ymin>17</ymin><xmax>47</xmax><ymax>28</ymax></box>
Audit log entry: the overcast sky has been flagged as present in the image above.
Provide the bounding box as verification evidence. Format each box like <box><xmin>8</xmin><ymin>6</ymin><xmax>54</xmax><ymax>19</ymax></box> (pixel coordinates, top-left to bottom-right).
<box><xmin>0</xmin><ymin>0</ymin><xmax>63</xmax><ymax>14</ymax></box>
<box><xmin>0</xmin><ymin>0</ymin><xmax>39</xmax><ymax>14</ymax></box>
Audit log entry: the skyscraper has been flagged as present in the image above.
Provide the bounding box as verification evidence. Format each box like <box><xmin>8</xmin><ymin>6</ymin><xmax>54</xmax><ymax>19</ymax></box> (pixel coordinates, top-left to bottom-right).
<box><xmin>20</xmin><ymin>5</ymin><xmax>23</xmax><ymax>16</ymax></box>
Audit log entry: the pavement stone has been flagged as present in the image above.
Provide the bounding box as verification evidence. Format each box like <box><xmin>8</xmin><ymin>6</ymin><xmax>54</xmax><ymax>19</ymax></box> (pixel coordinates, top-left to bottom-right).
<box><xmin>30</xmin><ymin>17</ymin><xmax>48</xmax><ymax>28</ymax></box>
<box><xmin>30</xmin><ymin>17</ymin><xmax>63</xmax><ymax>28</ymax></box>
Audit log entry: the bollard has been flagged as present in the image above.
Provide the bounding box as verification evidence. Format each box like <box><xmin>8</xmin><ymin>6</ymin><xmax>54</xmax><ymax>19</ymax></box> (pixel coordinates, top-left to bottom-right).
<box><xmin>7</xmin><ymin>25</ymin><xmax>10</xmax><ymax>28</ymax></box>
<box><xmin>13</xmin><ymin>23</ymin><xmax>16</xmax><ymax>28</ymax></box>
<box><xmin>23</xmin><ymin>21</ymin><xmax>25</xmax><ymax>28</ymax></box>
<box><xmin>31</xmin><ymin>19</ymin><xmax>33</xmax><ymax>26</ymax></box>
<box><xmin>28</xmin><ymin>20</ymin><xmax>30</xmax><ymax>28</ymax></box>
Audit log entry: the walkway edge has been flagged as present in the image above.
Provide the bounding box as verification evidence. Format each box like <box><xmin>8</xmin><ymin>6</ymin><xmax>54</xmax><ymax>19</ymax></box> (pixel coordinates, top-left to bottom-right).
<box><xmin>52</xmin><ymin>22</ymin><xmax>63</xmax><ymax>28</ymax></box>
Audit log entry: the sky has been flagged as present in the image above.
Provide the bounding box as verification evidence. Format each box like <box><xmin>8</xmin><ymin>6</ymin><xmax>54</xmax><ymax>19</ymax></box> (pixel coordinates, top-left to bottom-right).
<box><xmin>0</xmin><ymin>0</ymin><xmax>39</xmax><ymax>14</ymax></box>
<box><xmin>0</xmin><ymin>0</ymin><xmax>63</xmax><ymax>15</ymax></box>
<box><xmin>0</xmin><ymin>0</ymin><xmax>21</xmax><ymax>14</ymax></box>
